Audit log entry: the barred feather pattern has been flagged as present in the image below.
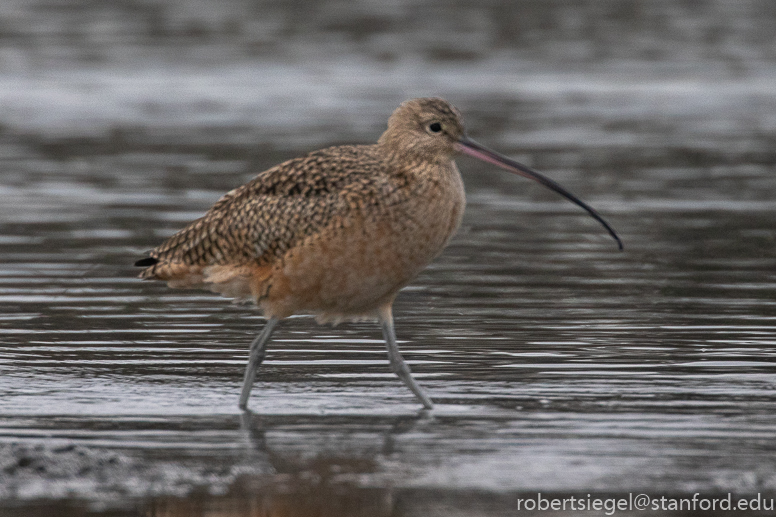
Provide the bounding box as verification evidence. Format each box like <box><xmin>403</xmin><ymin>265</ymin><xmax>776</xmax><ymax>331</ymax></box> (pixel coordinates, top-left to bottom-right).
<box><xmin>138</xmin><ymin>144</ymin><xmax>412</xmax><ymax>282</ymax></box>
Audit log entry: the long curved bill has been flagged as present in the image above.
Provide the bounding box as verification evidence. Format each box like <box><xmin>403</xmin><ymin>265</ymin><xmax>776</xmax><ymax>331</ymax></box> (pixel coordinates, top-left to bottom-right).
<box><xmin>455</xmin><ymin>136</ymin><xmax>623</xmax><ymax>251</ymax></box>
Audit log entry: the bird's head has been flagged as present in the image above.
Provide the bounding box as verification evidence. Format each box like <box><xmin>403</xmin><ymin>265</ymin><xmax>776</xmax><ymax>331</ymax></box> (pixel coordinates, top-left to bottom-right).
<box><xmin>378</xmin><ymin>97</ymin><xmax>465</xmax><ymax>163</ymax></box>
<box><xmin>379</xmin><ymin>97</ymin><xmax>623</xmax><ymax>250</ymax></box>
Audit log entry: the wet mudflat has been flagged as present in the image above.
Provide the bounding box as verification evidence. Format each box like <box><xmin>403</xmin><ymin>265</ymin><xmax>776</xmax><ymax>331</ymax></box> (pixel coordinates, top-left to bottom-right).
<box><xmin>2</xmin><ymin>1</ymin><xmax>776</xmax><ymax>515</ymax></box>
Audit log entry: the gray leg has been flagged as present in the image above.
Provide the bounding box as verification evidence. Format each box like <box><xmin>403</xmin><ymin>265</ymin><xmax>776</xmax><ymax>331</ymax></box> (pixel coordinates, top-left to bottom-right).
<box><xmin>239</xmin><ymin>317</ymin><xmax>279</xmax><ymax>410</ymax></box>
<box><xmin>379</xmin><ymin>310</ymin><xmax>434</xmax><ymax>409</ymax></box>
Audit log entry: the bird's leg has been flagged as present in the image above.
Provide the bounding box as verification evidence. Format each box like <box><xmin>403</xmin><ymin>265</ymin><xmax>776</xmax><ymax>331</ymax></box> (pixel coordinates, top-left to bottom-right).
<box><xmin>378</xmin><ymin>306</ymin><xmax>434</xmax><ymax>409</ymax></box>
<box><xmin>239</xmin><ymin>317</ymin><xmax>279</xmax><ymax>410</ymax></box>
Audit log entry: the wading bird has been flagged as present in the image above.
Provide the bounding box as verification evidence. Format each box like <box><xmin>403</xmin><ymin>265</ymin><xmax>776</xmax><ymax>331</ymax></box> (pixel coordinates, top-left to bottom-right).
<box><xmin>135</xmin><ymin>98</ymin><xmax>621</xmax><ymax>410</ymax></box>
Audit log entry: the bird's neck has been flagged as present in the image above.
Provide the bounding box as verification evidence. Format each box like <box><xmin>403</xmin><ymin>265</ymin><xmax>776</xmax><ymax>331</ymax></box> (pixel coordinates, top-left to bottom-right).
<box><xmin>376</xmin><ymin>140</ymin><xmax>451</xmax><ymax>172</ymax></box>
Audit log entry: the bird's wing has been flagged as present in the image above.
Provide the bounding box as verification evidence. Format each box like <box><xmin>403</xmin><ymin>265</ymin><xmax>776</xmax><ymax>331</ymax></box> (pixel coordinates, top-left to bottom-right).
<box><xmin>135</xmin><ymin>145</ymin><xmax>393</xmax><ymax>286</ymax></box>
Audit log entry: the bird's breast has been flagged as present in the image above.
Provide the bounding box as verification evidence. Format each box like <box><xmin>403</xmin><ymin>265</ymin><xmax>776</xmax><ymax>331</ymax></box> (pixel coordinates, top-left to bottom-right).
<box><xmin>260</xmin><ymin>161</ymin><xmax>466</xmax><ymax>321</ymax></box>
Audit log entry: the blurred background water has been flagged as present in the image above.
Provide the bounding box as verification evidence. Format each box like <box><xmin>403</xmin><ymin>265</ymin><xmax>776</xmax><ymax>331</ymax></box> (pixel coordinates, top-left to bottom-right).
<box><xmin>2</xmin><ymin>0</ymin><xmax>776</xmax><ymax>515</ymax></box>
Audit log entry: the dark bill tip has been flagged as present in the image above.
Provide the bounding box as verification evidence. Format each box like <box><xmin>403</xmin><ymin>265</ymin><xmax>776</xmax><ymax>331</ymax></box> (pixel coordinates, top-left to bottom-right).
<box><xmin>455</xmin><ymin>136</ymin><xmax>623</xmax><ymax>251</ymax></box>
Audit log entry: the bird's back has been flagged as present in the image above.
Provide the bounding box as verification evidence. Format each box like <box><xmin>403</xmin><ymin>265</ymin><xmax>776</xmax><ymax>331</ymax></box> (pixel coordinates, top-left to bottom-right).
<box><xmin>136</xmin><ymin>143</ymin><xmax>453</xmax><ymax>312</ymax></box>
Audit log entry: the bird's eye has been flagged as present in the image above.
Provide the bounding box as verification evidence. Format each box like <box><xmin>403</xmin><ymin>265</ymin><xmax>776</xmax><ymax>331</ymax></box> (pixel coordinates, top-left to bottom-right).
<box><xmin>428</xmin><ymin>122</ymin><xmax>442</xmax><ymax>133</ymax></box>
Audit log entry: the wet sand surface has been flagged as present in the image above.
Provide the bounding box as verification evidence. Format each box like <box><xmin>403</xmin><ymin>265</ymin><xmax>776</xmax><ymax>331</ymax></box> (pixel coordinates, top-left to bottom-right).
<box><xmin>2</xmin><ymin>1</ymin><xmax>776</xmax><ymax>515</ymax></box>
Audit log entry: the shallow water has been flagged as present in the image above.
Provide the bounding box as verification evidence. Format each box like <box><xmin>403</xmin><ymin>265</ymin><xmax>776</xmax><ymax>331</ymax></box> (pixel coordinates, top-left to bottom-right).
<box><xmin>2</xmin><ymin>1</ymin><xmax>776</xmax><ymax>515</ymax></box>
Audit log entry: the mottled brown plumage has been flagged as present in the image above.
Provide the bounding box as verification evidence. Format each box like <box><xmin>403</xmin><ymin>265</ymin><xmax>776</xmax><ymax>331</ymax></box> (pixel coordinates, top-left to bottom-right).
<box><xmin>138</xmin><ymin>98</ymin><xmax>466</xmax><ymax>323</ymax></box>
<box><xmin>135</xmin><ymin>97</ymin><xmax>621</xmax><ymax>410</ymax></box>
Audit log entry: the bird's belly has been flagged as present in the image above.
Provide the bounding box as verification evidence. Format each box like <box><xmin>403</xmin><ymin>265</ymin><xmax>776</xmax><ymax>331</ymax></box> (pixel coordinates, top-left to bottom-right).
<box><xmin>261</xmin><ymin>185</ymin><xmax>465</xmax><ymax>322</ymax></box>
